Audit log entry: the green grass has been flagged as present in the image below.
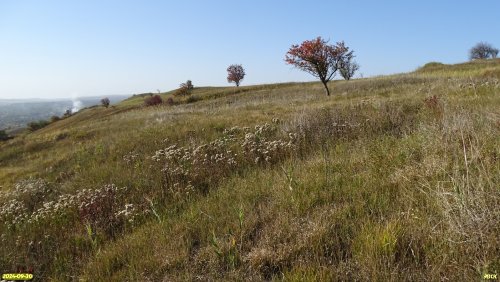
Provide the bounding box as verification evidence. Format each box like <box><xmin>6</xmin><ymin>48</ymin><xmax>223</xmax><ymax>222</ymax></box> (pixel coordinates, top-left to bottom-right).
<box><xmin>0</xmin><ymin>60</ymin><xmax>499</xmax><ymax>281</ymax></box>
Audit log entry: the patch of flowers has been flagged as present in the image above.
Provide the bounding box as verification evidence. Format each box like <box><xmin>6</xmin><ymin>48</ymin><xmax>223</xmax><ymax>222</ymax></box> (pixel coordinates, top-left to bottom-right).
<box><xmin>1</xmin><ymin>178</ymin><xmax>54</xmax><ymax>211</ymax></box>
<box><xmin>152</xmin><ymin>123</ymin><xmax>298</xmax><ymax>194</ymax></box>
<box><xmin>0</xmin><ymin>199</ymin><xmax>29</xmax><ymax>228</ymax></box>
<box><xmin>242</xmin><ymin>125</ymin><xmax>297</xmax><ymax>164</ymax></box>
<box><xmin>0</xmin><ymin>181</ymin><xmax>145</xmax><ymax>236</ymax></box>
<box><xmin>0</xmin><ymin>178</ymin><xmax>55</xmax><ymax>229</ymax></box>
<box><xmin>115</xmin><ymin>203</ymin><xmax>138</xmax><ymax>223</ymax></box>
<box><xmin>12</xmin><ymin>178</ymin><xmax>53</xmax><ymax>196</ymax></box>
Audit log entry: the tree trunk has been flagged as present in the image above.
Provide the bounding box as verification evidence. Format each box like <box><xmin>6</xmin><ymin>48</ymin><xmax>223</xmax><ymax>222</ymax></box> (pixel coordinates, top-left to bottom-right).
<box><xmin>321</xmin><ymin>81</ymin><xmax>330</xmax><ymax>96</ymax></box>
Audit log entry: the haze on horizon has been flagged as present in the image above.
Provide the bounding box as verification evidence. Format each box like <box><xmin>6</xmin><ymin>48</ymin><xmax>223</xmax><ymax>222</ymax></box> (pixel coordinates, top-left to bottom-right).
<box><xmin>1</xmin><ymin>0</ymin><xmax>499</xmax><ymax>100</ymax></box>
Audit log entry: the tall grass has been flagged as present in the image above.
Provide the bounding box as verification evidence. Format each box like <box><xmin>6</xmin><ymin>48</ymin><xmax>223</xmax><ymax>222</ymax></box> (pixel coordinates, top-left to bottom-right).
<box><xmin>0</xmin><ymin>60</ymin><xmax>499</xmax><ymax>280</ymax></box>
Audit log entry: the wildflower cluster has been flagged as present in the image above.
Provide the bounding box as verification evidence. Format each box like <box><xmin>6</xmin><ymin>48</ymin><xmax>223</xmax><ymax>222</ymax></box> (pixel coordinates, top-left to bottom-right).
<box><xmin>152</xmin><ymin>138</ymin><xmax>238</xmax><ymax>193</ymax></box>
<box><xmin>242</xmin><ymin>124</ymin><xmax>297</xmax><ymax>164</ymax></box>
<box><xmin>77</xmin><ymin>184</ymin><xmax>129</xmax><ymax>234</ymax></box>
<box><xmin>11</xmin><ymin>178</ymin><xmax>54</xmax><ymax>210</ymax></box>
<box><xmin>115</xmin><ymin>203</ymin><xmax>138</xmax><ymax>223</ymax></box>
<box><xmin>0</xmin><ymin>199</ymin><xmax>29</xmax><ymax>228</ymax></box>
<box><xmin>152</xmin><ymin>123</ymin><xmax>297</xmax><ymax>194</ymax></box>
<box><xmin>0</xmin><ymin>182</ymin><xmax>144</xmax><ymax>235</ymax></box>
<box><xmin>0</xmin><ymin>178</ymin><xmax>54</xmax><ymax>228</ymax></box>
<box><xmin>12</xmin><ymin>178</ymin><xmax>52</xmax><ymax>196</ymax></box>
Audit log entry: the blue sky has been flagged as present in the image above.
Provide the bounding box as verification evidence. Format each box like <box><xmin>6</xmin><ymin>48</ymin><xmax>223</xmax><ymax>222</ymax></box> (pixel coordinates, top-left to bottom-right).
<box><xmin>1</xmin><ymin>0</ymin><xmax>499</xmax><ymax>99</ymax></box>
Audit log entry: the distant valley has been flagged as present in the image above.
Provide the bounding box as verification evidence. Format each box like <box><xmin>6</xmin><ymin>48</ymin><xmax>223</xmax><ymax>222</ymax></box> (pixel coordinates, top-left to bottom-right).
<box><xmin>0</xmin><ymin>95</ymin><xmax>129</xmax><ymax>132</ymax></box>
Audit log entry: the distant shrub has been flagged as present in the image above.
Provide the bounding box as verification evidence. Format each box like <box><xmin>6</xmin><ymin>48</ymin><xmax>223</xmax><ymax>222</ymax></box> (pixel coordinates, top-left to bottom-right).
<box><xmin>101</xmin><ymin>97</ymin><xmax>110</xmax><ymax>108</ymax></box>
<box><xmin>27</xmin><ymin>120</ymin><xmax>50</xmax><ymax>131</ymax></box>
<box><xmin>175</xmin><ymin>80</ymin><xmax>194</xmax><ymax>96</ymax></box>
<box><xmin>134</xmin><ymin>93</ymin><xmax>154</xmax><ymax>98</ymax></box>
<box><xmin>175</xmin><ymin>86</ymin><xmax>190</xmax><ymax>96</ymax></box>
<box><xmin>417</xmin><ymin>62</ymin><xmax>447</xmax><ymax>73</ymax></box>
<box><xmin>0</xmin><ymin>130</ymin><xmax>9</xmax><ymax>141</ymax></box>
<box><xmin>50</xmin><ymin>115</ymin><xmax>61</xmax><ymax>123</ymax></box>
<box><xmin>422</xmin><ymin>62</ymin><xmax>444</xmax><ymax>68</ymax></box>
<box><xmin>469</xmin><ymin>42</ymin><xmax>499</xmax><ymax>60</ymax></box>
<box><xmin>63</xmin><ymin>109</ymin><xmax>72</xmax><ymax>118</ymax></box>
<box><xmin>144</xmin><ymin>95</ymin><xmax>163</xmax><ymax>106</ymax></box>
<box><xmin>339</xmin><ymin>59</ymin><xmax>360</xmax><ymax>81</ymax></box>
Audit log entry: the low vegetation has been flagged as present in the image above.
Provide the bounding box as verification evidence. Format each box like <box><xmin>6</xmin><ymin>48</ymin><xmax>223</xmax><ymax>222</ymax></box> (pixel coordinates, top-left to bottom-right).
<box><xmin>175</xmin><ymin>80</ymin><xmax>194</xmax><ymax>97</ymax></box>
<box><xmin>144</xmin><ymin>94</ymin><xmax>163</xmax><ymax>106</ymax></box>
<box><xmin>27</xmin><ymin>119</ymin><xmax>51</xmax><ymax>131</ymax></box>
<box><xmin>0</xmin><ymin>130</ymin><xmax>9</xmax><ymax>141</ymax></box>
<box><xmin>0</xmin><ymin>59</ymin><xmax>499</xmax><ymax>280</ymax></box>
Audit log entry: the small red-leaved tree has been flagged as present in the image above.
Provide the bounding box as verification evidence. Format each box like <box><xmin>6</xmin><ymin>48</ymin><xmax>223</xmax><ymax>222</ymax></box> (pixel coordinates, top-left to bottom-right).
<box><xmin>227</xmin><ymin>64</ymin><xmax>245</xmax><ymax>87</ymax></box>
<box><xmin>285</xmin><ymin>37</ymin><xmax>353</xmax><ymax>96</ymax></box>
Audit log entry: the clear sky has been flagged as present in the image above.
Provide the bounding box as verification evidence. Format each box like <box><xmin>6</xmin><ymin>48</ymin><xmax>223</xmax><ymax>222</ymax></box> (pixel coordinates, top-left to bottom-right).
<box><xmin>1</xmin><ymin>0</ymin><xmax>499</xmax><ymax>99</ymax></box>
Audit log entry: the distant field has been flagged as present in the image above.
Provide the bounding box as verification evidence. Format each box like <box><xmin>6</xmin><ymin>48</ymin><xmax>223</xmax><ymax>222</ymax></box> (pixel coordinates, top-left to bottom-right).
<box><xmin>0</xmin><ymin>59</ymin><xmax>498</xmax><ymax>280</ymax></box>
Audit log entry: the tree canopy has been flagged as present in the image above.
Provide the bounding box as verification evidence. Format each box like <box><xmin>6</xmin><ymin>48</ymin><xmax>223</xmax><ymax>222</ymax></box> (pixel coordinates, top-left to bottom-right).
<box><xmin>285</xmin><ymin>37</ymin><xmax>353</xmax><ymax>95</ymax></box>
<box><xmin>227</xmin><ymin>64</ymin><xmax>246</xmax><ymax>87</ymax></box>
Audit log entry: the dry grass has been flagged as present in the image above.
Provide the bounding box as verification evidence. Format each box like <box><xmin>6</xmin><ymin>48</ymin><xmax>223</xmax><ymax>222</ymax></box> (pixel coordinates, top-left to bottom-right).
<box><xmin>0</xmin><ymin>60</ymin><xmax>499</xmax><ymax>281</ymax></box>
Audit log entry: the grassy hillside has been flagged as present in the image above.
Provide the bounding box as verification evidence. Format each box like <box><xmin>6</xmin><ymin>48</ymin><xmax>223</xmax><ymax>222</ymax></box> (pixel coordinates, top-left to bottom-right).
<box><xmin>0</xmin><ymin>95</ymin><xmax>129</xmax><ymax>132</ymax></box>
<box><xmin>1</xmin><ymin>59</ymin><xmax>499</xmax><ymax>281</ymax></box>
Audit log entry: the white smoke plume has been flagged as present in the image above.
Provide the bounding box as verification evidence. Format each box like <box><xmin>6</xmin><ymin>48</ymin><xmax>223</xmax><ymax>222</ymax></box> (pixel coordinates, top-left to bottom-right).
<box><xmin>71</xmin><ymin>100</ymin><xmax>83</xmax><ymax>113</ymax></box>
<box><xmin>71</xmin><ymin>93</ymin><xmax>83</xmax><ymax>113</ymax></box>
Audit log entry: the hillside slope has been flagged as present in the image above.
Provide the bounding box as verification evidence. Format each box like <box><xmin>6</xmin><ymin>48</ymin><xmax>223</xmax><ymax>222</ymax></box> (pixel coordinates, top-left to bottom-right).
<box><xmin>1</xmin><ymin>60</ymin><xmax>499</xmax><ymax>281</ymax></box>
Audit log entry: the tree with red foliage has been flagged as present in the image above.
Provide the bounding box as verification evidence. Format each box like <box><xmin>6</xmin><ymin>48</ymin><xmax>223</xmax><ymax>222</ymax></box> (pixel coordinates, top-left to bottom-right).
<box><xmin>227</xmin><ymin>64</ymin><xmax>245</xmax><ymax>87</ymax></box>
<box><xmin>285</xmin><ymin>37</ymin><xmax>353</xmax><ymax>96</ymax></box>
